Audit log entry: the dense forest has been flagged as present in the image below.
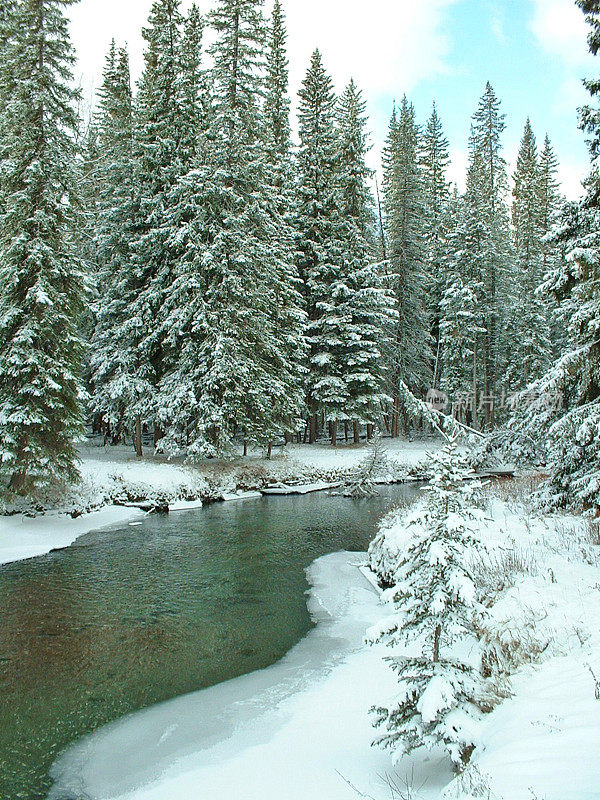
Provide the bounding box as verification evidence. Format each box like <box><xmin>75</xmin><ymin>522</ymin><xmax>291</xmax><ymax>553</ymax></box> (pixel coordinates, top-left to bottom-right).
<box><xmin>0</xmin><ymin>0</ymin><xmax>599</xmax><ymax>512</ymax></box>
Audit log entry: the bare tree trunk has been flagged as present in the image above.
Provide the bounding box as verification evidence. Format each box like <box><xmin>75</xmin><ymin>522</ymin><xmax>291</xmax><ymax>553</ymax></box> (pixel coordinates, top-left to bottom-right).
<box><xmin>472</xmin><ymin>343</ymin><xmax>479</xmax><ymax>431</ymax></box>
<box><xmin>243</xmin><ymin>440</ymin><xmax>248</xmax><ymax>457</ymax></box>
<box><xmin>309</xmin><ymin>414</ymin><xmax>317</xmax><ymax>444</ymax></box>
<box><xmin>344</xmin><ymin>421</ymin><xmax>349</xmax><ymax>442</ymax></box>
<box><xmin>353</xmin><ymin>421</ymin><xmax>360</xmax><ymax>444</ymax></box>
<box><xmin>366</xmin><ymin>424</ymin><xmax>374</xmax><ymax>441</ymax></box>
<box><xmin>331</xmin><ymin>420</ymin><xmax>338</xmax><ymax>447</ymax></box>
<box><xmin>267</xmin><ymin>441</ymin><xmax>272</xmax><ymax>460</ymax></box>
<box><xmin>134</xmin><ymin>416</ymin><xmax>143</xmax><ymax>458</ymax></box>
<box><xmin>433</xmin><ymin>623</ymin><xmax>442</xmax><ymax>663</ymax></box>
<box><xmin>391</xmin><ymin>393</ymin><xmax>401</xmax><ymax>438</ymax></box>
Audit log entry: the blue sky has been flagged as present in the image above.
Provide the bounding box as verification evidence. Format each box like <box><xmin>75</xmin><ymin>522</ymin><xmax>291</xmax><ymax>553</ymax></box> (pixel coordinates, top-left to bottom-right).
<box><xmin>69</xmin><ymin>0</ymin><xmax>595</xmax><ymax>198</ymax></box>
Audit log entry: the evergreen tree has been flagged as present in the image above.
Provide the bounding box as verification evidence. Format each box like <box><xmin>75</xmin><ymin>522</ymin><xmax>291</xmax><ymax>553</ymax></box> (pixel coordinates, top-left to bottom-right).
<box><xmin>157</xmin><ymin>0</ymin><xmax>305</xmax><ymax>456</ymax></box>
<box><xmin>0</xmin><ymin>0</ymin><xmax>18</xmax><ymax>216</ymax></box>
<box><xmin>507</xmin><ymin>1</ymin><xmax>600</xmax><ymax>510</ymax></box>
<box><xmin>261</xmin><ymin>0</ymin><xmax>307</xmax><ymax>445</ymax></box>
<box><xmin>94</xmin><ymin>0</ymin><xmax>186</xmax><ymax>454</ymax></box>
<box><xmin>335</xmin><ymin>80</ymin><xmax>392</xmax><ymax>441</ymax></box>
<box><xmin>439</xmin><ymin>189</ymin><xmax>485</xmax><ymax>422</ymax></box>
<box><xmin>510</xmin><ymin>119</ymin><xmax>552</xmax><ymax>389</ymax></box>
<box><xmin>422</xmin><ymin>103</ymin><xmax>450</xmax><ymax>387</ymax></box>
<box><xmin>464</xmin><ymin>83</ymin><xmax>512</xmax><ymax>427</ymax></box>
<box><xmin>296</xmin><ymin>49</ymin><xmax>349</xmax><ymax>444</ymax></box>
<box><xmin>264</xmin><ymin>0</ymin><xmax>291</xmax><ymax>160</ymax></box>
<box><xmin>538</xmin><ymin>134</ymin><xmax>567</xmax><ymax>357</ymax></box>
<box><xmin>371</xmin><ymin>441</ymin><xmax>484</xmax><ymax>766</ymax></box>
<box><xmin>543</xmin><ymin>0</ymin><xmax>600</xmax><ymax>508</ymax></box>
<box><xmin>382</xmin><ymin>97</ymin><xmax>430</xmax><ymax>436</ymax></box>
<box><xmin>178</xmin><ymin>3</ymin><xmax>204</xmax><ymax>166</ymax></box>
<box><xmin>0</xmin><ymin>0</ymin><xmax>86</xmax><ymax>494</ymax></box>
<box><xmin>88</xmin><ymin>44</ymin><xmax>141</xmax><ymax>449</ymax></box>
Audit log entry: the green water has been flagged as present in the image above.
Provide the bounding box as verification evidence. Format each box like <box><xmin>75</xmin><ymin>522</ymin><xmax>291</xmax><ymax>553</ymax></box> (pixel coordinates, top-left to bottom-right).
<box><xmin>0</xmin><ymin>485</ymin><xmax>418</xmax><ymax>800</ymax></box>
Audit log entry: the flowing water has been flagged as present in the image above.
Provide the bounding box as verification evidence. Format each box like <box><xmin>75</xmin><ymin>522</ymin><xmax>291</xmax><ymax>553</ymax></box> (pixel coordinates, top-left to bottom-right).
<box><xmin>0</xmin><ymin>485</ymin><xmax>420</xmax><ymax>799</ymax></box>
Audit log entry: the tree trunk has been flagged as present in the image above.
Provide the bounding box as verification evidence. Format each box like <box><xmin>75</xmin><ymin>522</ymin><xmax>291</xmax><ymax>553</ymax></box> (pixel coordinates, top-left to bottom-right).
<box><xmin>309</xmin><ymin>414</ymin><xmax>317</xmax><ymax>444</ymax></box>
<box><xmin>353</xmin><ymin>421</ymin><xmax>360</xmax><ymax>444</ymax></box>
<box><xmin>330</xmin><ymin>420</ymin><xmax>338</xmax><ymax>447</ymax></box>
<box><xmin>134</xmin><ymin>416</ymin><xmax>143</xmax><ymax>458</ymax></box>
<box><xmin>153</xmin><ymin>423</ymin><xmax>164</xmax><ymax>448</ymax></box>
<box><xmin>366</xmin><ymin>424</ymin><xmax>374</xmax><ymax>441</ymax></box>
<box><xmin>472</xmin><ymin>343</ymin><xmax>479</xmax><ymax>431</ymax></box>
<box><xmin>243</xmin><ymin>440</ymin><xmax>248</xmax><ymax>457</ymax></box>
<box><xmin>391</xmin><ymin>393</ymin><xmax>401</xmax><ymax>438</ymax></box>
<box><xmin>9</xmin><ymin>468</ymin><xmax>28</xmax><ymax>495</ymax></box>
<box><xmin>433</xmin><ymin>623</ymin><xmax>442</xmax><ymax>663</ymax></box>
<box><xmin>344</xmin><ymin>421</ymin><xmax>349</xmax><ymax>442</ymax></box>
<box><xmin>267</xmin><ymin>441</ymin><xmax>273</xmax><ymax>460</ymax></box>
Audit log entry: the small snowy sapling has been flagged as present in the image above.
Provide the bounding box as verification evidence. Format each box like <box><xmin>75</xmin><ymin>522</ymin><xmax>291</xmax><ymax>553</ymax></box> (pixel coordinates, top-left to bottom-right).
<box><xmin>370</xmin><ymin>439</ymin><xmax>485</xmax><ymax>766</ymax></box>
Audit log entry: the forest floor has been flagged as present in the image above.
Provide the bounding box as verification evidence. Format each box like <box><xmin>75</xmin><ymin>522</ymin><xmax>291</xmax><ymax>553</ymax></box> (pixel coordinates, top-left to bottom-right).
<box><xmin>47</xmin><ymin>485</ymin><xmax>600</xmax><ymax>800</ymax></box>
<box><xmin>0</xmin><ymin>435</ymin><xmax>440</xmax><ymax>566</ymax></box>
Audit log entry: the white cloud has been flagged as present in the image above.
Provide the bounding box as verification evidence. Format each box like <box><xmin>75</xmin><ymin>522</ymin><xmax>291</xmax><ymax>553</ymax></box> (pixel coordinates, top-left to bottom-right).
<box><xmin>491</xmin><ymin>12</ymin><xmax>506</xmax><ymax>45</ymax></box>
<box><xmin>69</xmin><ymin>0</ymin><xmax>459</xmax><ymax>103</ymax></box>
<box><xmin>283</xmin><ymin>0</ymin><xmax>458</xmax><ymax>97</ymax></box>
<box><xmin>558</xmin><ymin>158</ymin><xmax>587</xmax><ymax>200</ymax></box>
<box><xmin>447</xmin><ymin>147</ymin><xmax>468</xmax><ymax>192</ymax></box>
<box><xmin>530</xmin><ymin>0</ymin><xmax>592</xmax><ymax>66</ymax></box>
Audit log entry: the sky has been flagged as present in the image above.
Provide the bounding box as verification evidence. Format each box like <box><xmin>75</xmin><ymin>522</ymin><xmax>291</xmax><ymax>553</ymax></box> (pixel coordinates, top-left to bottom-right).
<box><xmin>68</xmin><ymin>0</ymin><xmax>597</xmax><ymax>198</ymax></box>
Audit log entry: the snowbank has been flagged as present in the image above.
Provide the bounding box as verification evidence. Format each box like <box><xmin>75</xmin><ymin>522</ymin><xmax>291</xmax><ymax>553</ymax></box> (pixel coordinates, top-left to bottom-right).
<box><xmin>0</xmin><ymin>505</ymin><xmax>144</xmax><ymax>566</ymax></box>
<box><xmin>370</xmin><ymin>493</ymin><xmax>600</xmax><ymax>800</ymax></box>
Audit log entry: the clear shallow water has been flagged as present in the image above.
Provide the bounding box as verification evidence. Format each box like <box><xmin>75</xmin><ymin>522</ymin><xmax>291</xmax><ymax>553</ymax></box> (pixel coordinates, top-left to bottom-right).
<box><xmin>0</xmin><ymin>485</ymin><xmax>419</xmax><ymax>800</ymax></box>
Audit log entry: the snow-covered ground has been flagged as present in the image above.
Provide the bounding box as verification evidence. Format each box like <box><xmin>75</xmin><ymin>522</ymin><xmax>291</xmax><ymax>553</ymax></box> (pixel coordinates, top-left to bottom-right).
<box><xmin>0</xmin><ymin>506</ymin><xmax>145</xmax><ymax>566</ymax></box>
<box><xmin>46</xmin><ymin>491</ymin><xmax>600</xmax><ymax>800</ymax></box>
<box><xmin>0</xmin><ymin>437</ymin><xmax>439</xmax><ymax>567</ymax></box>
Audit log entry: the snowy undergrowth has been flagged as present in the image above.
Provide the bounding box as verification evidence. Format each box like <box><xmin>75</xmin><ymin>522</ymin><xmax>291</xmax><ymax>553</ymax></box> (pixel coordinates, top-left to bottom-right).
<box><xmin>368</xmin><ymin>482</ymin><xmax>600</xmax><ymax>800</ymax></box>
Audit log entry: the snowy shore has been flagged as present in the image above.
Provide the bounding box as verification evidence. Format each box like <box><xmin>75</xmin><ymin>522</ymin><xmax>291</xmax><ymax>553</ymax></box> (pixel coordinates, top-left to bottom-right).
<box><xmin>47</xmin><ymin>496</ymin><xmax>600</xmax><ymax>800</ymax></box>
<box><xmin>0</xmin><ymin>438</ymin><xmax>438</xmax><ymax>567</ymax></box>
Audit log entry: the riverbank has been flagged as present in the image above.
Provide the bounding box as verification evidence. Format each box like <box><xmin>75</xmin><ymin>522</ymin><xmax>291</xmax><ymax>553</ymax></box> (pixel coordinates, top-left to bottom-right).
<box><xmin>47</xmin><ymin>492</ymin><xmax>600</xmax><ymax>800</ymax></box>
<box><xmin>0</xmin><ymin>437</ymin><xmax>439</xmax><ymax>566</ymax></box>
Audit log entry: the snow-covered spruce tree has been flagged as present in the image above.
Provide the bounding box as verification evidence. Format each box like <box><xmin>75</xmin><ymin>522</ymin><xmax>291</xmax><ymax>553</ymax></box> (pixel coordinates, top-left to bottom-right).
<box><xmin>335</xmin><ymin>79</ymin><xmax>393</xmax><ymax>443</ymax></box>
<box><xmin>296</xmin><ymin>50</ymin><xmax>349</xmax><ymax>445</ymax></box>
<box><xmin>463</xmin><ymin>84</ymin><xmax>512</xmax><ymax>428</ymax></box>
<box><xmin>422</xmin><ymin>103</ymin><xmax>451</xmax><ymax>388</ymax></box>
<box><xmin>382</xmin><ymin>97</ymin><xmax>431</xmax><ymax>437</ymax></box>
<box><xmin>343</xmin><ymin>429</ymin><xmax>388</xmax><ymax>497</ymax></box>
<box><xmin>0</xmin><ymin>0</ymin><xmax>86</xmax><ymax>494</ymax></box>
<box><xmin>526</xmin><ymin>0</ymin><xmax>600</xmax><ymax>508</ymax></box>
<box><xmin>509</xmin><ymin>119</ymin><xmax>552</xmax><ymax>391</ymax></box>
<box><xmin>538</xmin><ymin>134</ymin><xmax>568</xmax><ymax>358</ymax></box>
<box><xmin>157</xmin><ymin>0</ymin><xmax>305</xmax><ymax>457</ymax></box>
<box><xmin>177</xmin><ymin>3</ymin><xmax>204</xmax><ymax>167</ymax></box>
<box><xmin>439</xmin><ymin>189</ymin><xmax>485</xmax><ymax>423</ymax></box>
<box><xmin>371</xmin><ymin>440</ymin><xmax>484</xmax><ymax>766</ymax></box>
<box><xmin>260</xmin><ymin>0</ymin><xmax>307</xmax><ymax>447</ymax></box>
<box><xmin>124</xmin><ymin>0</ymin><xmax>186</xmax><ymax>452</ymax></box>
<box><xmin>0</xmin><ymin>0</ymin><xmax>17</xmax><ymax>154</ymax></box>
<box><xmin>88</xmin><ymin>44</ymin><xmax>144</xmax><ymax>449</ymax></box>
